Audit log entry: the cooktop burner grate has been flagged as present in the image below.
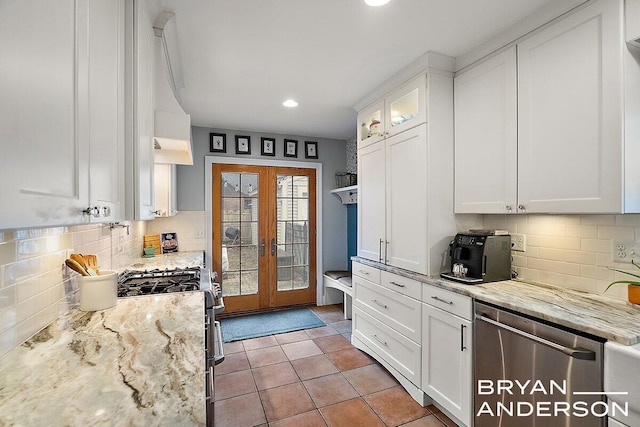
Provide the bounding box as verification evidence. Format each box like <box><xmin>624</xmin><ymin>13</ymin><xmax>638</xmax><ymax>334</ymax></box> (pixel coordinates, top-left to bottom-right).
<box><xmin>117</xmin><ymin>267</ymin><xmax>202</xmax><ymax>297</ymax></box>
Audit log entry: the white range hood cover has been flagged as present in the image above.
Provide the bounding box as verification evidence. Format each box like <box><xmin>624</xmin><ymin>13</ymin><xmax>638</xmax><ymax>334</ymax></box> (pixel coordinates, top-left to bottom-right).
<box><xmin>153</xmin><ymin>12</ymin><xmax>193</xmax><ymax>165</ymax></box>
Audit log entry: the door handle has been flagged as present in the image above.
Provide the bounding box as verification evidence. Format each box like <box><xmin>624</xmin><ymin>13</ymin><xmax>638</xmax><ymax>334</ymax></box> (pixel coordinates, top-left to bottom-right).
<box><xmin>271</xmin><ymin>237</ymin><xmax>276</xmax><ymax>256</ymax></box>
<box><xmin>460</xmin><ymin>324</ymin><xmax>466</xmax><ymax>351</ymax></box>
<box><xmin>379</xmin><ymin>239</ymin><xmax>384</xmax><ymax>263</ymax></box>
<box><xmin>477</xmin><ymin>315</ymin><xmax>596</xmax><ymax>360</ymax></box>
<box><xmin>260</xmin><ymin>239</ymin><xmax>266</xmax><ymax>257</ymax></box>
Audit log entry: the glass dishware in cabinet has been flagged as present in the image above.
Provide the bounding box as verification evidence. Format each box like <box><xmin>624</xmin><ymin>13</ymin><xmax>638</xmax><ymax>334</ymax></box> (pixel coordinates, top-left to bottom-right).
<box><xmin>357</xmin><ymin>99</ymin><xmax>385</xmax><ymax>149</ymax></box>
<box><xmin>385</xmin><ymin>74</ymin><xmax>426</xmax><ymax>137</ymax></box>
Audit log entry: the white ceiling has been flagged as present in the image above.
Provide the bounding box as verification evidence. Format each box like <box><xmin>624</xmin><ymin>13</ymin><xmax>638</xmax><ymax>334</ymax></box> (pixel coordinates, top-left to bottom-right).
<box><xmin>148</xmin><ymin>0</ymin><xmax>552</xmax><ymax>140</ymax></box>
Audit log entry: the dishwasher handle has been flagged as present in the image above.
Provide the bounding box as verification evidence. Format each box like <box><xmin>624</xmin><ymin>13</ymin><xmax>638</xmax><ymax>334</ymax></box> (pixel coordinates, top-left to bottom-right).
<box><xmin>477</xmin><ymin>315</ymin><xmax>596</xmax><ymax>360</ymax></box>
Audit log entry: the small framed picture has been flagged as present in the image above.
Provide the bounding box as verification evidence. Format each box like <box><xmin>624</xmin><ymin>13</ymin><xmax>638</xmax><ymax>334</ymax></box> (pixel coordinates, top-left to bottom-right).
<box><xmin>235</xmin><ymin>135</ymin><xmax>251</xmax><ymax>155</ymax></box>
<box><xmin>305</xmin><ymin>141</ymin><xmax>318</xmax><ymax>159</ymax></box>
<box><xmin>261</xmin><ymin>137</ymin><xmax>275</xmax><ymax>156</ymax></box>
<box><xmin>210</xmin><ymin>133</ymin><xmax>226</xmax><ymax>152</ymax></box>
<box><xmin>161</xmin><ymin>232</ymin><xmax>179</xmax><ymax>253</ymax></box>
<box><xmin>284</xmin><ymin>139</ymin><xmax>298</xmax><ymax>158</ymax></box>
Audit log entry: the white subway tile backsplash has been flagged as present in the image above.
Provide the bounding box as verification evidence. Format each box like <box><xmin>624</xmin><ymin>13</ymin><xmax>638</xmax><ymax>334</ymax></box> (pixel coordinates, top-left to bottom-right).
<box><xmin>484</xmin><ymin>214</ymin><xmax>640</xmax><ymax>302</ymax></box>
<box><xmin>0</xmin><ymin>221</ymin><xmax>146</xmax><ymax>357</ymax></box>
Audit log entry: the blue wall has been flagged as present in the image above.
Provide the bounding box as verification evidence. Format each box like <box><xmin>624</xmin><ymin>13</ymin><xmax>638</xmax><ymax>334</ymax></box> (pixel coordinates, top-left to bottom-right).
<box><xmin>347</xmin><ymin>204</ymin><xmax>357</xmax><ymax>270</ymax></box>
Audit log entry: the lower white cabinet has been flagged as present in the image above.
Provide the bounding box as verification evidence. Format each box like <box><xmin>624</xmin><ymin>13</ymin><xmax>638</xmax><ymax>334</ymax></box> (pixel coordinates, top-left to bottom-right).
<box><xmin>422</xmin><ymin>292</ymin><xmax>473</xmax><ymax>427</ymax></box>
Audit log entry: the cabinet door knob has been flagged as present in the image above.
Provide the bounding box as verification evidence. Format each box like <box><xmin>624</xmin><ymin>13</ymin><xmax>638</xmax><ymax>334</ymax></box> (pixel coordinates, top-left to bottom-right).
<box><xmin>152</xmin><ymin>210</ymin><xmax>162</xmax><ymax>216</ymax></box>
<box><xmin>505</xmin><ymin>205</ymin><xmax>512</xmax><ymax>212</ymax></box>
<box><xmin>83</xmin><ymin>207</ymin><xmax>100</xmax><ymax>217</ymax></box>
<box><xmin>101</xmin><ymin>206</ymin><xmax>111</xmax><ymax>217</ymax></box>
<box><xmin>518</xmin><ymin>204</ymin><xmax>526</xmax><ymax>212</ymax></box>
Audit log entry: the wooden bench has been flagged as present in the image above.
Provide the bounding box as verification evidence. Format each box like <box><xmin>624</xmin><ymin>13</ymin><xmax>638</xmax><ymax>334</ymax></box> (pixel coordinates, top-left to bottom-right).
<box><xmin>323</xmin><ymin>270</ymin><xmax>352</xmax><ymax>319</ymax></box>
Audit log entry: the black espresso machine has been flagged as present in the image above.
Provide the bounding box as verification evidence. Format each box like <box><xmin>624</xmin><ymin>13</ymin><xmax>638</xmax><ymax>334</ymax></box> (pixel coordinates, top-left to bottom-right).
<box><xmin>440</xmin><ymin>231</ymin><xmax>511</xmax><ymax>284</ymax></box>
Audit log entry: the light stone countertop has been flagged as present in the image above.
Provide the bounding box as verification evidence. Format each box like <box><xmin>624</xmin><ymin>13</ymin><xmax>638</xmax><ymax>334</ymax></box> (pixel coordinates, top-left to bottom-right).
<box><xmin>124</xmin><ymin>250</ymin><xmax>205</xmax><ymax>271</ymax></box>
<box><xmin>0</xmin><ymin>292</ymin><xmax>206</xmax><ymax>427</ymax></box>
<box><xmin>352</xmin><ymin>257</ymin><xmax>640</xmax><ymax>345</ymax></box>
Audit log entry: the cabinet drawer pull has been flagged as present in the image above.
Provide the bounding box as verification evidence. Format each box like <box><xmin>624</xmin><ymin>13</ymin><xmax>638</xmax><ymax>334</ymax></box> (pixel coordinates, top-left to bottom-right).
<box><xmin>389</xmin><ymin>281</ymin><xmax>405</xmax><ymax>288</ymax></box>
<box><xmin>372</xmin><ymin>334</ymin><xmax>388</xmax><ymax>347</ymax></box>
<box><xmin>359</xmin><ymin>270</ymin><xmax>369</xmax><ymax>275</ymax></box>
<box><xmin>431</xmin><ymin>295</ymin><xmax>453</xmax><ymax>305</ymax></box>
<box><xmin>372</xmin><ymin>299</ymin><xmax>388</xmax><ymax>309</ymax></box>
<box><xmin>460</xmin><ymin>324</ymin><xmax>467</xmax><ymax>351</ymax></box>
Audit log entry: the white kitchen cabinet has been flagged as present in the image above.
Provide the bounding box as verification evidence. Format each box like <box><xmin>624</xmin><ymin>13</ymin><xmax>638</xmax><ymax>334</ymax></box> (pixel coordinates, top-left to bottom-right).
<box><xmin>356</xmin><ymin>74</ymin><xmax>426</xmax><ymax>149</ymax></box>
<box><xmin>455</xmin><ymin>0</ymin><xmax>640</xmax><ymax>214</ymax></box>
<box><xmin>517</xmin><ymin>0</ymin><xmax>623</xmax><ymax>213</ymax></box>
<box><xmin>126</xmin><ymin>0</ymin><xmax>156</xmax><ymax>220</ymax></box>
<box><xmin>422</xmin><ymin>284</ymin><xmax>473</xmax><ymax>427</ymax></box>
<box><xmin>357</xmin><ymin>141</ymin><xmax>386</xmax><ymax>263</ymax></box>
<box><xmin>154</xmin><ymin>163</ymin><xmax>177</xmax><ymax>217</ymax></box>
<box><xmin>351</xmin><ymin>264</ymin><xmax>427</xmax><ymax>405</ymax></box>
<box><xmin>0</xmin><ymin>0</ymin><xmax>126</xmax><ymax>229</ymax></box>
<box><xmin>87</xmin><ymin>0</ymin><xmax>126</xmax><ymax>222</ymax></box>
<box><xmin>358</xmin><ymin>125</ymin><xmax>428</xmax><ymax>273</ymax></box>
<box><xmin>357</xmin><ymin>100</ymin><xmax>385</xmax><ymax>149</ymax></box>
<box><xmin>454</xmin><ymin>47</ymin><xmax>517</xmax><ymax>214</ymax></box>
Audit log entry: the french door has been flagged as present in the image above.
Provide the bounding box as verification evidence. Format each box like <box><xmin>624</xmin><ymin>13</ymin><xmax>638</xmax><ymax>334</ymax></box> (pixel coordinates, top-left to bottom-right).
<box><xmin>212</xmin><ymin>164</ymin><xmax>316</xmax><ymax>313</ymax></box>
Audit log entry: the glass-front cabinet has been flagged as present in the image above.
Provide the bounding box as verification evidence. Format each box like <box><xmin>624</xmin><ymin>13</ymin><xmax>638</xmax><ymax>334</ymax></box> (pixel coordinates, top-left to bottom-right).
<box><xmin>357</xmin><ymin>100</ymin><xmax>385</xmax><ymax>149</ymax></box>
<box><xmin>385</xmin><ymin>74</ymin><xmax>426</xmax><ymax>137</ymax></box>
<box><xmin>356</xmin><ymin>74</ymin><xmax>426</xmax><ymax>149</ymax></box>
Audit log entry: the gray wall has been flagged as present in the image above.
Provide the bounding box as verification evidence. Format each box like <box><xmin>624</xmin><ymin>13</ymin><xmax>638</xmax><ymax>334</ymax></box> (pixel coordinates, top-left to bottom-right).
<box><xmin>177</xmin><ymin>126</ymin><xmax>350</xmax><ymax>270</ymax></box>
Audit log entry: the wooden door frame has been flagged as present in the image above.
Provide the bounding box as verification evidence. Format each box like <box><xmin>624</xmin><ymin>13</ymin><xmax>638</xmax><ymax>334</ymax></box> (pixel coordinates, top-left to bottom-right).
<box><xmin>205</xmin><ymin>156</ymin><xmax>324</xmax><ymax>305</ymax></box>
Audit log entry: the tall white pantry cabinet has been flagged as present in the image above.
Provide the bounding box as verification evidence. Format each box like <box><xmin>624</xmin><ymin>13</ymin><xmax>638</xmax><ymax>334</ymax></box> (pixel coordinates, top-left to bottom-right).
<box><xmin>357</xmin><ymin>58</ymin><xmax>461</xmax><ymax>276</ymax></box>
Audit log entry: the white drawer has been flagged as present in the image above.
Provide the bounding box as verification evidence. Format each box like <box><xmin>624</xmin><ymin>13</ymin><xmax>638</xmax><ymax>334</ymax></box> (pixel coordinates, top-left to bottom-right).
<box><xmin>353</xmin><ymin>306</ymin><xmax>421</xmax><ymax>386</ymax></box>
<box><xmin>422</xmin><ymin>284</ymin><xmax>472</xmax><ymax>321</ymax></box>
<box><xmin>353</xmin><ymin>275</ymin><xmax>421</xmax><ymax>343</ymax></box>
<box><xmin>380</xmin><ymin>271</ymin><xmax>421</xmax><ymax>300</ymax></box>
<box><xmin>352</xmin><ymin>262</ymin><xmax>381</xmax><ymax>284</ymax></box>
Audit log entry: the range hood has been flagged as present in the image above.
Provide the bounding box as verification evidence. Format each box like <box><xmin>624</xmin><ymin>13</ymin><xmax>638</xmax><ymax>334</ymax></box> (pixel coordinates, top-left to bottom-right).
<box><xmin>153</xmin><ymin>11</ymin><xmax>193</xmax><ymax>165</ymax></box>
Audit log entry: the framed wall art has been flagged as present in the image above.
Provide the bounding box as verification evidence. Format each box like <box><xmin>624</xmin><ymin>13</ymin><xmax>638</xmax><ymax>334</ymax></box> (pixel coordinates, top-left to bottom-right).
<box><xmin>210</xmin><ymin>133</ymin><xmax>226</xmax><ymax>153</ymax></box>
<box><xmin>305</xmin><ymin>141</ymin><xmax>318</xmax><ymax>159</ymax></box>
<box><xmin>235</xmin><ymin>135</ymin><xmax>251</xmax><ymax>155</ymax></box>
<box><xmin>284</xmin><ymin>139</ymin><xmax>298</xmax><ymax>158</ymax></box>
<box><xmin>261</xmin><ymin>137</ymin><xmax>275</xmax><ymax>156</ymax></box>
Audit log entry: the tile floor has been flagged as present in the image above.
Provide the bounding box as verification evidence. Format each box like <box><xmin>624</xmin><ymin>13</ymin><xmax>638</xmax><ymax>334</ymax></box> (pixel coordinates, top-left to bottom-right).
<box><xmin>214</xmin><ymin>304</ymin><xmax>457</xmax><ymax>427</ymax></box>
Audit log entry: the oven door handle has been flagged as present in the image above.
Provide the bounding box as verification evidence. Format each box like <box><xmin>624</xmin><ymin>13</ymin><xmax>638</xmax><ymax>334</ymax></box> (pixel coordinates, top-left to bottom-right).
<box><xmin>477</xmin><ymin>315</ymin><xmax>596</xmax><ymax>360</ymax></box>
<box><xmin>214</xmin><ymin>320</ymin><xmax>225</xmax><ymax>365</ymax></box>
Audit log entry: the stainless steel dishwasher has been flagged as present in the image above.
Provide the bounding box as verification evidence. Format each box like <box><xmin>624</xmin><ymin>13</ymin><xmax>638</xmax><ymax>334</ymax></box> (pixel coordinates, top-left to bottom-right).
<box><xmin>474</xmin><ymin>301</ymin><xmax>605</xmax><ymax>427</ymax></box>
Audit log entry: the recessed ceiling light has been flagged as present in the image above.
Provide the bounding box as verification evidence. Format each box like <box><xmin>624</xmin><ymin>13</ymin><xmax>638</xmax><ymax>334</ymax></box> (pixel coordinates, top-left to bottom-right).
<box><xmin>282</xmin><ymin>99</ymin><xmax>298</xmax><ymax>108</ymax></box>
<box><xmin>364</xmin><ymin>0</ymin><xmax>390</xmax><ymax>6</ymax></box>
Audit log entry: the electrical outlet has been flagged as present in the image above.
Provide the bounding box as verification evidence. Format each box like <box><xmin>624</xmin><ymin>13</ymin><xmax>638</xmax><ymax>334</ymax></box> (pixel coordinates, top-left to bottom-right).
<box><xmin>511</xmin><ymin>234</ymin><xmax>526</xmax><ymax>252</ymax></box>
<box><xmin>613</xmin><ymin>240</ymin><xmax>639</xmax><ymax>263</ymax></box>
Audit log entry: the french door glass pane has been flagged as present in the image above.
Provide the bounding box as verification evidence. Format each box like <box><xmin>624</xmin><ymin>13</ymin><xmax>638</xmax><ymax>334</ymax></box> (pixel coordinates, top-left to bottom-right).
<box><xmin>276</xmin><ymin>174</ymin><xmax>310</xmax><ymax>292</ymax></box>
<box><xmin>221</xmin><ymin>172</ymin><xmax>259</xmax><ymax>297</ymax></box>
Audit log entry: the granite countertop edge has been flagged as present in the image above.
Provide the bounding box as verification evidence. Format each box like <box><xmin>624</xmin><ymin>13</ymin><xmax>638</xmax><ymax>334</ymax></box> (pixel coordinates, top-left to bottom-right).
<box><xmin>352</xmin><ymin>256</ymin><xmax>640</xmax><ymax>345</ymax></box>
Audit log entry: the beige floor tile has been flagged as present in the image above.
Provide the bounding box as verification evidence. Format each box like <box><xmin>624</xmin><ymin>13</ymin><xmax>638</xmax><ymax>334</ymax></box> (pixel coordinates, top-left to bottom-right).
<box><xmin>259</xmin><ymin>382</ymin><xmax>315</xmax><ymax>422</ymax></box>
<box><xmin>214</xmin><ymin>392</ymin><xmax>266</xmax><ymax>427</ymax></box>
<box><xmin>305</xmin><ymin>325</ymin><xmax>339</xmax><ymax>339</ymax></box>
<box><xmin>319</xmin><ymin>398</ymin><xmax>385</xmax><ymax>427</ymax></box>
<box><xmin>242</xmin><ymin>335</ymin><xmax>279</xmax><ymax>351</ymax></box>
<box><xmin>329</xmin><ymin>319</ymin><xmax>352</xmax><ymax>334</ymax></box>
<box><xmin>281</xmin><ymin>339</ymin><xmax>323</xmax><ymax>360</ymax></box>
<box><xmin>252</xmin><ymin>361</ymin><xmax>299</xmax><ymax>390</ymax></box>
<box><xmin>325</xmin><ymin>348</ymin><xmax>375</xmax><ymax>371</ymax></box>
<box><xmin>290</xmin><ymin>354</ymin><xmax>339</xmax><ymax>380</ymax></box>
<box><xmin>342</xmin><ymin>363</ymin><xmax>398</xmax><ymax>395</ymax></box>
<box><xmin>214</xmin><ymin>352</ymin><xmax>250</xmax><ymax>376</ymax></box>
<box><xmin>274</xmin><ymin>330</ymin><xmax>310</xmax><ymax>345</ymax></box>
<box><xmin>214</xmin><ymin>369</ymin><xmax>256</xmax><ymax>400</ymax></box>
<box><xmin>268</xmin><ymin>410</ymin><xmax>327</xmax><ymax>427</ymax></box>
<box><xmin>304</xmin><ymin>372</ymin><xmax>359</xmax><ymax>407</ymax></box>
<box><xmin>246</xmin><ymin>346</ymin><xmax>288</xmax><ymax>368</ymax></box>
<box><xmin>364</xmin><ymin>386</ymin><xmax>430</xmax><ymax>426</ymax></box>
<box><xmin>315</xmin><ymin>311</ymin><xmax>347</xmax><ymax>323</ymax></box>
<box><xmin>222</xmin><ymin>340</ymin><xmax>245</xmax><ymax>355</ymax></box>
<box><xmin>313</xmin><ymin>334</ymin><xmax>352</xmax><ymax>354</ymax></box>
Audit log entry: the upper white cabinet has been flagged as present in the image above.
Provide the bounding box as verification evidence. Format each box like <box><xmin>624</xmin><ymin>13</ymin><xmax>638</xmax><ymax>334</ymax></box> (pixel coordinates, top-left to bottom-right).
<box><xmin>0</xmin><ymin>0</ymin><xmax>125</xmax><ymax>229</ymax></box>
<box><xmin>126</xmin><ymin>0</ymin><xmax>156</xmax><ymax>220</ymax></box>
<box><xmin>358</xmin><ymin>62</ymin><xmax>459</xmax><ymax>276</ymax></box>
<box><xmin>356</xmin><ymin>74</ymin><xmax>426</xmax><ymax>149</ymax></box>
<box><xmin>455</xmin><ymin>0</ymin><xmax>640</xmax><ymax>214</ymax></box>
<box><xmin>518</xmin><ymin>0</ymin><xmax>623</xmax><ymax>213</ymax></box>
<box><xmin>87</xmin><ymin>0</ymin><xmax>126</xmax><ymax>222</ymax></box>
<box><xmin>154</xmin><ymin>163</ymin><xmax>177</xmax><ymax>217</ymax></box>
<box><xmin>454</xmin><ymin>47</ymin><xmax>517</xmax><ymax>214</ymax></box>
